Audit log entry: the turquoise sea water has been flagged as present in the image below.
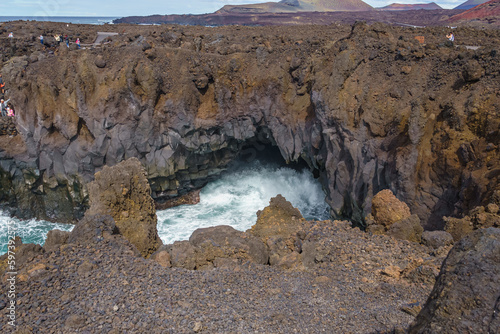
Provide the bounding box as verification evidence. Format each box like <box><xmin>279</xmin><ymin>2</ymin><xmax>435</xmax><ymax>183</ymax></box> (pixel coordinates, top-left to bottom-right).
<box><xmin>0</xmin><ymin>215</ymin><xmax>74</xmax><ymax>254</ymax></box>
<box><xmin>0</xmin><ymin>160</ymin><xmax>329</xmax><ymax>254</ymax></box>
<box><xmin>0</xmin><ymin>16</ymin><xmax>119</xmax><ymax>25</ymax></box>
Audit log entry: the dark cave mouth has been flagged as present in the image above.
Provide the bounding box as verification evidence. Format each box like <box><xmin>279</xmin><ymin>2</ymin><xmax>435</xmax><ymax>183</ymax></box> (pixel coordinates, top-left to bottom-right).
<box><xmin>154</xmin><ymin>133</ymin><xmax>331</xmax><ymax>244</ymax></box>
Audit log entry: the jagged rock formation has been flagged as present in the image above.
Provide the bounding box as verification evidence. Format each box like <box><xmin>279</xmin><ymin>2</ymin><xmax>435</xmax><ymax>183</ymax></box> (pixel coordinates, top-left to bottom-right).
<box><xmin>409</xmin><ymin>227</ymin><xmax>500</xmax><ymax>333</ymax></box>
<box><xmin>85</xmin><ymin>158</ymin><xmax>162</xmax><ymax>258</ymax></box>
<box><xmin>0</xmin><ymin>21</ymin><xmax>499</xmax><ymax>230</ymax></box>
<box><xmin>160</xmin><ymin>194</ymin><xmax>446</xmax><ymax>275</ymax></box>
<box><xmin>165</xmin><ymin>225</ymin><xmax>269</xmax><ymax>269</ymax></box>
<box><xmin>443</xmin><ymin>198</ymin><xmax>500</xmax><ymax>241</ymax></box>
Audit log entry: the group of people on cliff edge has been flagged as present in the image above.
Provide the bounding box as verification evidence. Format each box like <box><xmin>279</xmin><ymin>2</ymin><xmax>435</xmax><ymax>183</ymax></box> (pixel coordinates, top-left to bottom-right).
<box><xmin>0</xmin><ymin>75</ymin><xmax>15</xmax><ymax>117</ymax></box>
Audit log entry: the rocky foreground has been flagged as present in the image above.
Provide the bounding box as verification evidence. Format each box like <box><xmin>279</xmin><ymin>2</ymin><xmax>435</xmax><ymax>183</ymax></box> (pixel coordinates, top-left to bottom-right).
<box><xmin>1</xmin><ymin>158</ymin><xmax>499</xmax><ymax>333</ymax></box>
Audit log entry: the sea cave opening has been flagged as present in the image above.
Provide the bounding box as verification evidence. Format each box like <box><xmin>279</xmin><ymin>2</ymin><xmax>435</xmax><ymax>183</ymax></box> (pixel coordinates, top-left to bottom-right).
<box><xmin>156</xmin><ymin>130</ymin><xmax>330</xmax><ymax>245</ymax></box>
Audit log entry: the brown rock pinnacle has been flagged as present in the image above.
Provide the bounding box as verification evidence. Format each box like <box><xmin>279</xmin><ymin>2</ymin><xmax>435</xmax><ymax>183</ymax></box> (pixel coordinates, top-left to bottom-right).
<box><xmin>86</xmin><ymin>157</ymin><xmax>162</xmax><ymax>257</ymax></box>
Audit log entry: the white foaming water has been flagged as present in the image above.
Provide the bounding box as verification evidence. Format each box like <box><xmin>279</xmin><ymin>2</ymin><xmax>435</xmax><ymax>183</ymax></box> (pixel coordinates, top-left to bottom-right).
<box><xmin>0</xmin><ymin>213</ymin><xmax>73</xmax><ymax>254</ymax></box>
<box><xmin>157</xmin><ymin>160</ymin><xmax>330</xmax><ymax>245</ymax></box>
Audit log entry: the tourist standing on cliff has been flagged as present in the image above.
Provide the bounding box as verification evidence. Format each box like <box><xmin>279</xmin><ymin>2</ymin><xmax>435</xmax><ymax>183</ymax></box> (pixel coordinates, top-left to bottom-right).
<box><xmin>447</xmin><ymin>32</ymin><xmax>455</xmax><ymax>42</ymax></box>
<box><xmin>6</xmin><ymin>104</ymin><xmax>14</xmax><ymax>117</ymax></box>
<box><xmin>65</xmin><ymin>35</ymin><xmax>69</xmax><ymax>47</ymax></box>
<box><xmin>39</xmin><ymin>35</ymin><xmax>44</xmax><ymax>45</ymax></box>
<box><xmin>0</xmin><ymin>74</ymin><xmax>5</xmax><ymax>95</ymax></box>
<box><xmin>1</xmin><ymin>98</ymin><xmax>11</xmax><ymax>117</ymax></box>
<box><xmin>76</xmin><ymin>38</ymin><xmax>81</xmax><ymax>49</ymax></box>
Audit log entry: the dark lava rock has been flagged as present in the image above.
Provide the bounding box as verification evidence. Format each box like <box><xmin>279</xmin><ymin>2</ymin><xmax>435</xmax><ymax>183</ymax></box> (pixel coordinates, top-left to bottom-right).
<box><xmin>421</xmin><ymin>230</ymin><xmax>454</xmax><ymax>249</ymax></box>
<box><xmin>43</xmin><ymin>229</ymin><xmax>70</xmax><ymax>252</ymax></box>
<box><xmin>67</xmin><ymin>214</ymin><xmax>118</xmax><ymax>245</ymax></box>
<box><xmin>167</xmin><ymin>240</ymin><xmax>197</xmax><ymax>270</ymax></box>
<box><xmin>409</xmin><ymin>227</ymin><xmax>500</xmax><ymax>333</ymax></box>
<box><xmin>190</xmin><ymin>225</ymin><xmax>269</xmax><ymax>266</ymax></box>
<box><xmin>387</xmin><ymin>214</ymin><xmax>424</xmax><ymax>243</ymax></box>
<box><xmin>463</xmin><ymin>59</ymin><xmax>485</xmax><ymax>82</ymax></box>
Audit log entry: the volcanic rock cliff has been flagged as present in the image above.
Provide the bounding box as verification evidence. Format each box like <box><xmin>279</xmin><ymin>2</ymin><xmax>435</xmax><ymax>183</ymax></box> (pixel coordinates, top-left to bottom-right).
<box><xmin>0</xmin><ymin>21</ymin><xmax>499</xmax><ymax>229</ymax></box>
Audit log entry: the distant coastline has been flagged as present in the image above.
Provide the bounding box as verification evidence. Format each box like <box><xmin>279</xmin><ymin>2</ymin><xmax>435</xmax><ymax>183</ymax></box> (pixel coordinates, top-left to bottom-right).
<box><xmin>0</xmin><ymin>16</ymin><xmax>119</xmax><ymax>25</ymax></box>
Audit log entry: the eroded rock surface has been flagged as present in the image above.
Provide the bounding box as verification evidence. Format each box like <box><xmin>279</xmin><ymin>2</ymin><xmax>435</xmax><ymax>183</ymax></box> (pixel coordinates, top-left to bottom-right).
<box><xmin>409</xmin><ymin>227</ymin><xmax>500</xmax><ymax>333</ymax></box>
<box><xmin>0</xmin><ymin>21</ymin><xmax>499</xmax><ymax>230</ymax></box>
<box><xmin>85</xmin><ymin>158</ymin><xmax>162</xmax><ymax>257</ymax></box>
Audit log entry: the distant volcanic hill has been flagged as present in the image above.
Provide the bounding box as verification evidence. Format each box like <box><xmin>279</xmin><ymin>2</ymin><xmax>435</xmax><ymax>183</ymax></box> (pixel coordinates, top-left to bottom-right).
<box><xmin>449</xmin><ymin>0</ymin><xmax>500</xmax><ymax>25</ymax></box>
<box><xmin>455</xmin><ymin>0</ymin><xmax>490</xmax><ymax>10</ymax></box>
<box><xmin>216</xmin><ymin>0</ymin><xmax>373</xmax><ymax>14</ymax></box>
<box><xmin>379</xmin><ymin>2</ymin><xmax>442</xmax><ymax>11</ymax></box>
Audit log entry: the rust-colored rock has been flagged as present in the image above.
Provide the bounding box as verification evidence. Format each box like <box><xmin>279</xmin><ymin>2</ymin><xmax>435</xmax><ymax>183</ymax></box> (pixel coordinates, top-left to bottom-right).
<box><xmin>44</xmin><ymin>229</ymin><xmax>70</xmax><ymax>252</ymax></box>
<box><xmin>155</xmin><ymin>189</ymin><xmax>201</xmax><ymax>210</ymax></box>
<box><xmin>250</xmin><ymin>194</ymin><xmax>304</xmax><ymax>240</ymax></box>
<box><xmin>444</xmin><ymin>204</ymin><xmax>500</xmax><ymax>241</ymax></box>
<box><xmin>86</xmin><ymin>158</ymin><xmax>162</xmax><ymax>258</ymax></box>
<box><xmin>371</xmin><ymin>189</ymin><xmax>411</xmax><ymax>228</ymax></box>
<box><xmin>387</xmin><ymin>214</ymin><xmax>424</xmax><ymax>243</ymax></box>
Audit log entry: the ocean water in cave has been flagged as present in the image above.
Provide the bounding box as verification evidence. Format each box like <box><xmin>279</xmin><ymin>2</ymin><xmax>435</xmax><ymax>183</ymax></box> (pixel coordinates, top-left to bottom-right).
<box><xmin>156</xmin><ymin>159</ymin><xmax>330</xmax><ymax>245</ymax></box>
<box><xmin>0</xmin><ymin>157</ymin><xmax>330</xmax><ymax>254</ymax></box>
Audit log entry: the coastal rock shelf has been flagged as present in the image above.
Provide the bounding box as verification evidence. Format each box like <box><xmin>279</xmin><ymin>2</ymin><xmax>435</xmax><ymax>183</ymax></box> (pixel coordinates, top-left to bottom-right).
<box><xmin>0</xmin><ymin>21</ymin><xmax>499</xmax><ymax>229</ymax></box>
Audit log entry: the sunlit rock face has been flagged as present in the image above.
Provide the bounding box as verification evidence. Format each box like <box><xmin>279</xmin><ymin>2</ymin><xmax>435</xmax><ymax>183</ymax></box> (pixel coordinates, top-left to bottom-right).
<box><xmin>0</xmin><ymin>21</ymin><xmax>499</xmax><ymax>230</ymax></box>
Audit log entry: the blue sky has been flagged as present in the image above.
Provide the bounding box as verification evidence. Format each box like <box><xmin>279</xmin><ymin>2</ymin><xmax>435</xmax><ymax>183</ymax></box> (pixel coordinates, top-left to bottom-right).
<box><xmin>0</xmin><ymin>1</ymin><xmax>470</xmax><ymax>17</ymax></box>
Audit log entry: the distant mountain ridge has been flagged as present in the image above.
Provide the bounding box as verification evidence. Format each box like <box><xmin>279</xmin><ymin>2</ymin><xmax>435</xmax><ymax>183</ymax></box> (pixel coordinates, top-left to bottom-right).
<box><xmin>455</xmin><ymin>0</ymin><xmax>490</xmax><ymax>10</ymax></box>
<box><xmin>379</xmin><ymin>2</ymin><xmax>442</xmax><ymax>11</ymax></box>
<box><xmin>450</xmin><ymin>0</ymin><xmax>500</xmax><ymax>23</ymax></box>
<box><xmin>216</xmin><ymin>0</ymin><xmax>373</xmax><ymax>14</ymax></box>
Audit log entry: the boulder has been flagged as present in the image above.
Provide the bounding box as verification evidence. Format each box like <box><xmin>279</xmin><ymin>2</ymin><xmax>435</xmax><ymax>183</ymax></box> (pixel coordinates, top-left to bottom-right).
<box><xmin>150</xmin><ymin>247</ymin><xmax>172</xmax><ymax>268</ymax></box>
<box><xmin>167</xmin><ymin>225</ymin><xmax>269</xmax><ymax>270</ymax></box>
<box><xmin>44</xmin><ymin>229</ymin><xmax>70</xmax><ymax>252</ymax></box>
<box><xmin>409</xmin><ymin>227</ymin><xmax>500</xmax><ymax>333</ymax></box>
<box><xmin>249</xmin><ymin>194</ymin><xmax>304</xmax><ymax>240</ymax></box>
<box><xmin>463</xmin><ymin>60</ymin><xmax>484</xmax><ymax>82</ymax></box>
<box><xmin>67</xmin><ymin>214</ymin><xmax>118</xmax><ymax>245</ymax></box>
<box><xmin>387</xmin><ymin>214</ymin><xmax>423</xmax><ymax>243</ymax></box>
<box><xmin>444</xmin><ymin>216</ymin><xmax>474</xmax><ymax>242</ymax></box>
<box><xmin>421</xmin><ymin>231</ymin><xmax>454</xmax><ymax>249</ymax></box>
<box><xmin>248</xmin><ymin>195</ymin><xmax>305</xmax><ymax>267</ymax></box>
<box><xmin>94</xmin><ymin>55</ymin><xmax>106</xmax><ymax>68</ymax></box>
<box><xmin>85</xmin><ymin>157</ymin><xmax>162</xmax><ymax>258</ymax></box>
<box><xmin>167</xmin><ymin>240</ymin><xmax>197</xmax><ymax>270</ymax></box>
<box><xmin>189</xmin><ymin>225</ymin><xmax>269</xmax><ymax>267</ymax></box>
<box><xmin>371</xmin><ymin>189</ymin><xmax>411</xmax><ymax>228</ymax></box>
<box><xmin>444</xmin><ymin>205</ymin><xmax>500</xmax><ymax>242</ymax></box>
